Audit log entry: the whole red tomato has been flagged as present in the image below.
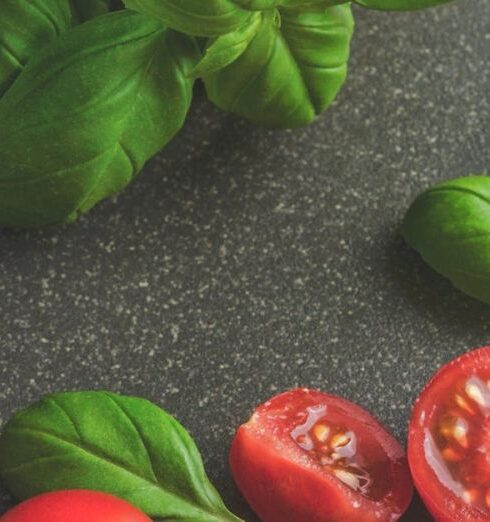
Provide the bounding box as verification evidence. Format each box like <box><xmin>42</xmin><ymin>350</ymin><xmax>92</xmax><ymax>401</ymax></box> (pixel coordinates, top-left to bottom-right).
<box><xmin>409</xmin><ymin>346</ymin><xmax>490</xmax><ymax>521</ymax></box>
<box><xmin>0</xmin><ymin>490</ymin><xmax>151</xmax><ymax>522</ymax></box>
<box><xmin>230</xmin><ymin>388</ymin><xmax>413</xmax><ymax>522</ymax></box>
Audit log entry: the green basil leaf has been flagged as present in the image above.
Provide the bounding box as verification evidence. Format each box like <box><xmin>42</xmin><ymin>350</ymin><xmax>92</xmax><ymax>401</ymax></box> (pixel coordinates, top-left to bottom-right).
<box><xmin>353</xmin><ymin>0</ymin><xmax>453</xmax><ymax>10</ymax></box>
<box><xmin>189</xmin><ymin>13</ymin><xmax>262</xmax><ymax>78</ymax></box>
<box><xmin>122</xmin><ymin>0</ymin><xmax>254</xmax><ymax>36</ymax></box>
<box><xmin>403</xmin><ymin>176</ymin><xmax>490</xmax><ymax>305</ymax></box>
<box><xmin>0</xmin><ymin>0</ymin><xmax>72</xmax><ymax>96</ymax></box>
<box><xmin>0</xmin><ymin>391</ymin><xmax>243</xmax><ymax>522</ymax></box>
<box><xmin>0</xmin><ymin>11</ymin><xmax>199</xmax><ymax>228</ymax></box>
<box><xmin>203</xmin><ymin>5</ymin><xmax>354</xmax><ymax>128</ymax></box>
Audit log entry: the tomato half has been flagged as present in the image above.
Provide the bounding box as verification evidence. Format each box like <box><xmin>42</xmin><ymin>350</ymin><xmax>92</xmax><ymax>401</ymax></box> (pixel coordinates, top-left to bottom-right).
<box><xmin>230</xmin><ymin>388</ymin><xmax>413</xmax><ymax>522</ymax></box>
<box><xmin>0</xmin><ymin>490</ymin><xmax>151</xmax><ymax>522</ymax></box>
<box><xmin>409</xmin><ymin>346</ymin><xmax>490</xmax><ymax>522</ymax></box>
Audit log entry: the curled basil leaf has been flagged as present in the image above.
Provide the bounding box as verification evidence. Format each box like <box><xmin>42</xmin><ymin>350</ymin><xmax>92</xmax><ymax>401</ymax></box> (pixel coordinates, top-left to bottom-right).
<box><xmin>403</xmin><ymin>176</ymin><xmax>490</xmax><ymax>305</ymax></box>
<box><xmin>189</xmin><ymin>13</ymin><xmax>262</xmax><ymax>78</ymax></box>
<box><xmin>0</xmin><ymin>11</ymin><xmax>199</xmax><ymax>228</ymax></box>
<box><xmin>123</xmin><ymin>0</ymin><xmax>254</xmax><ymax>36</ymax></box>
<box><xmin>0</xmin><ymin>391</ymin><xmax>243</xmax><ymax>522</ymax></box>
<box><xmin>203</xmin><ymin>5</ymin><xmax>354</xmax><ymax>128</ymax></box>
<box><xmin>0</xmin><ymin>0</ymin><xmax>72</xmax><ymax>96</ymax></box>
<box><xmin>354</xmin><ymin>0</ymin><xmax>453</xmax><ymax>10</ymax></box>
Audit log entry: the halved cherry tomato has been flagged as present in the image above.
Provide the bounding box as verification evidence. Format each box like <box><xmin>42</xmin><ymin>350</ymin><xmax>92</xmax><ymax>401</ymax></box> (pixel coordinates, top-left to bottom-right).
<box><xmin>0</xmin><ymin>490</ymin><xmax>151</xmax><ymax>522</ymax></box>
<box><xmin>230</xmin><ymin>388</ymin><xmax>413</xmax><ymax>522</ymax></box>
<box><xmin>408</xmin><ymin>346</ymin><xmax>490</xmax><ymax>522</ymax></box>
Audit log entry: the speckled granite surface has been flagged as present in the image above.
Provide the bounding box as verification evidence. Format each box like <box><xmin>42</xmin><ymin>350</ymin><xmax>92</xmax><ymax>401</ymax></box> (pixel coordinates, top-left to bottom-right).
<box><xmin>0</xmin><ymin>3</ymin><xmax>489</xmax><ymax>521</ymax></box>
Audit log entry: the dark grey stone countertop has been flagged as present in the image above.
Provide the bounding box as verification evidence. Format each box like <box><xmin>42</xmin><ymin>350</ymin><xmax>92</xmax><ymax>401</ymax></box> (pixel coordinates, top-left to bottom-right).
<box><xmin>0</xmin><ymin>3</ymin><xmax>489</xmax><ymax>521</ymax></box>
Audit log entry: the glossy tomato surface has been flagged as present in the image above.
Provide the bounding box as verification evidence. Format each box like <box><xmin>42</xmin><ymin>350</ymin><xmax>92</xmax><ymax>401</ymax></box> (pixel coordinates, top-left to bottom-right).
<box><xmin>409</xmin><ymin>346</ymin><xmax>490</xmax><ymax>522</ymax></box>
<box><xmin>0</xmin><ymin>490</ymin><xmax>151</xmax><ymax>522</ymax></box>
<box><xmin>230</xmin><ymin>388</ymin><xmax>413</xmax><ymax>522</ymax></box>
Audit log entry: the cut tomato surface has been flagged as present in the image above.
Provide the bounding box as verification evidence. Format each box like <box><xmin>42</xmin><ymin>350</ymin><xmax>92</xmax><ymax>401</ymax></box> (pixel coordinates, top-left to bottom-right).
<box><xmin>230</xmin><ymin>388</ymin><xmax>413</xmax><ymax>522</ymax></box>
<box><xmin>409</xmin><ymin>346</ymin><xmax>490</xmax><ymax>522</ymax></box>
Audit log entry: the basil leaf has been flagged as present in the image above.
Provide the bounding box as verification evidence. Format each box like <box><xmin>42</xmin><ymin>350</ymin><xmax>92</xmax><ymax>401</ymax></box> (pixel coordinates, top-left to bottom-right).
<box><xmin>0</xmin><ymin>391</ymin><xmax>243</xmax><ymax>522</ymax></box>
<box><xmin>403</xmin><ymin>176</ymin><xmax>490</xmax><ymax>305</ymax></box>
<box><xmin>353</xmin><ymin>0</ymin><xmax>453</xmax><ymax>10</ymax></box>
<box><xmin>203</xmin><ymin>5</ymin><xmax>354</xmax><ymax>128</ymax></box>
<box><xmin>0</xmin><ymin>11</ymin><xmax>199</xmax><ymax>228</ymax></box>
<box><xmin>123</xmin><ymin>0</ymin><xmax>254</xmax><ymax>36</ymax></box>
<box><xmin>188</xmin><ymin>13</ymin><xmax>262</xmax><ymax>78</ymax></box>
<box><xmin>0</xmin><ymin>0</ymin><xmax>72</xmax><ymax>96</ymax></box>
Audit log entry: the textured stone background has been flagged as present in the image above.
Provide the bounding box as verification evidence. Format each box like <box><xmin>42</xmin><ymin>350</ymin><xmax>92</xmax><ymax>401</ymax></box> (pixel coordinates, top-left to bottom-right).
<box><xmin>0</xmin><ymin>2</ymin><xmax>489</xmax><ymax>520</ymax></box>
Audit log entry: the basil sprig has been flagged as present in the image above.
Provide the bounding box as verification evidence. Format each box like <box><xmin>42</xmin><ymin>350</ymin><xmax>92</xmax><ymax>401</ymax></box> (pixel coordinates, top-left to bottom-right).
<box><xmin>0</xmin><ymin>391</ymin><xmax>242</xmax><ymax>522</ymax></box>
<box><xmin>124</xmin><ymin>0</ymin><xmax>453</xmax><ymax>129</ymax></box>
<box><xmin>0</xmin><ymin>0</ymin><xmax>458</xmax><ymax>226</ymax></box>
<box><xmin>403</xmin><ymin>175</ymin><xmax>490</xmax><ymax>305</ymax></box>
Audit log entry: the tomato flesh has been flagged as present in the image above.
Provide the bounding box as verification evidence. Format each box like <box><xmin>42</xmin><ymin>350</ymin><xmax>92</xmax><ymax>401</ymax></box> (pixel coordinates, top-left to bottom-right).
<box><xmin>409</xmin><ymin>346</ymin><xmax>490</xmax><ymax>522</ymax></box>
<box><xmin>230</xmin><ymin>388</ymin><xmax>413</xmax><ymax>522</ymax></box>
<box><xmin>0</xmin><ymin>490</ymin><xmax>151</xmax><ymax>522</ymax></box>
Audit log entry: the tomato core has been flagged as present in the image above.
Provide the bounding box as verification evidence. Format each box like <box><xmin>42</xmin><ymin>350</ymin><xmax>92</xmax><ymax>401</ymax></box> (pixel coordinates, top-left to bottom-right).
<box><xmin>427</xmin><ymin>374</ymin><xmax>490</xmax><ymax>514</ymax></box>
<box><xmin>290</xmin><ymin>404</ymin><xmax>373</xmax><ymax>497</ymax></box>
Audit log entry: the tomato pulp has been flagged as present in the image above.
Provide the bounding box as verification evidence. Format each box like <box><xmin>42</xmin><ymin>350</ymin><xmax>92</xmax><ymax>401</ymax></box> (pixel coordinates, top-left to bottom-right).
<box><xmin>0</xmin><ymin>490</ymin><xmax>151</xmax><ymax>522</ymax></box>
<box><xmin>409</xmin><ymin>346</ymin><xmax>490</xmax><ymax>522</ymax></box>
<box><xmin>230</xmin><ymin>388</ymin><xmax>413</xmax><ymax>522</ymax></box>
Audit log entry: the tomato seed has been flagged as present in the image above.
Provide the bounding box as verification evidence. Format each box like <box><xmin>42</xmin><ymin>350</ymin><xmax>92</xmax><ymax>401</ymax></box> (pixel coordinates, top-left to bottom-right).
<box><xmin>331</xmin><ymin>433</ymin><xmax>350</xmax><ymax>448</ymax></box>
<box><xmin>465</xmin><ymin>377</ymin><xmax>490</xmax><ymax>408</ymax></box>
<box><xmin>462</xmin><ymin>489</ymin><xmax>478</xmax><ymax>504</ymax></box>
<box><xmin>441</xmin><ymin>447</ymin><xmax>463</xmax><ymax>462</ymax></box>
<box><xmin>334</xmin><ymin>469</ymin><xmax>360</xmax><ymax>491</ymax></box>
<box><xmin>440</xmin><ymin>417</ymin><xmax>469</xmax><ymax>447</ymax></box>
<box><xmin>452</xmin><ymin>418</ymin><xmax>469</xmax><ymax>448</ymax></box>
<box><xmin>455</xmin><ymin>394</ymin><xmax>476</xmax><ymax>415</ymax></box>
<box><xmin>313</xmin><ymin>424</ymin><xmax>330</xmax><ymax>443</ymax></box>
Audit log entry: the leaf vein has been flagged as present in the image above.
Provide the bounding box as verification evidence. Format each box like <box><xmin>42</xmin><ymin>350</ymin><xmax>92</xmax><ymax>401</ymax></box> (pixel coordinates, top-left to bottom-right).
<box><xmin>103</xmin><ymin>393</ymin><xmax>159</xmax><ymax>484</ymax></box>
<box><xmin>427</xmin><ymin>185</ymin><xmax>490</xmax><ymax>207</ymax></box>
<box><xmin>47</xmin><ymin>396</ymin><xmax>84</xmax><ymax>441</ymax></box>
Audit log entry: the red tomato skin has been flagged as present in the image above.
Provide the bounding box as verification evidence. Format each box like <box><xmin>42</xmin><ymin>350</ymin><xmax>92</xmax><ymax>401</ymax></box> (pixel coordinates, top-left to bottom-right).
<box><xmin>230</xmin><ymin>388</ymin><xmax>413</xmax><ymax>522</ymax></box>
<box><xmin>408</xmin><ymin>346</ymin><xmax>490</xmax><ymax>522</ymax></box>
<box><xmin>0</xmin><ymin>490</ymin><xmax>151</xmax><ymax>522</ymax></box>
<box><xmin>232</xmin><ymin>425</ymin><xmax>368</xmax><ymax>522</ymax></box>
